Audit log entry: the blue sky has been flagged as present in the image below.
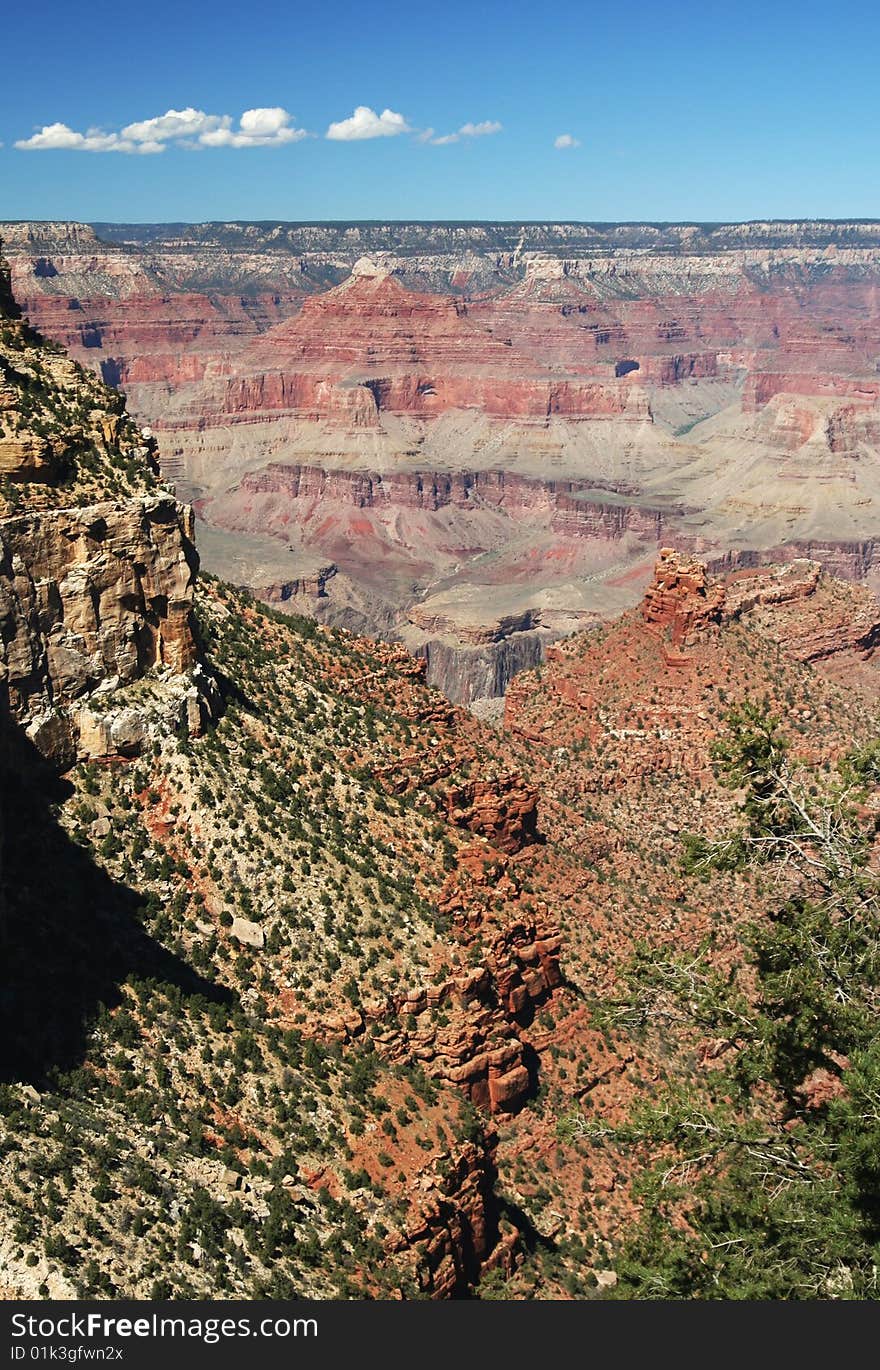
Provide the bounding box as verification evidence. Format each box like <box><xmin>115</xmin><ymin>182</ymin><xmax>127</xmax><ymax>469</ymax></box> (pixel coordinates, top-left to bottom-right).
<box><xmin>2</xmin><ymin>0</ymin><xmax>879</xmax><ymax>223</ymax></box>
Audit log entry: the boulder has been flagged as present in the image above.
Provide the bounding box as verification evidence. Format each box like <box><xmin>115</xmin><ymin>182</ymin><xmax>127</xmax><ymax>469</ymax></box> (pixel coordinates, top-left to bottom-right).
<box><xmin>230</xmin><ymin>916</ymin><xmax>265</xmax><ymax>950</ymax></box>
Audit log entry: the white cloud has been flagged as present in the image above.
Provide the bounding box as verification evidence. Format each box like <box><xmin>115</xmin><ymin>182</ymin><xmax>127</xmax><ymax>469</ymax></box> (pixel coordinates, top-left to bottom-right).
<box><xmin>15</xmin><ymin>122</ymin><xmax>163</xmax><ymax>153</ymax></box>
<box><xmin>241</xmin><ymin>107</ymin><xmax>292</xmax><ymax>137</ymax></box>
<box><xmin>554</xmin><ymin>133</ymin><xmax>581</xmax><ymax>149</ymax></box>
<box><xmin>459</xmin><ymin>121</ymin><xmax>502</xmax><ymax>137</ymax></box>
<box><xmin>121</xmin><ymin>107</ymin><xmax>228</xmax><ymax>143</ymax></box>
<box><xmin>199</xmin><ymin>107</ymin><xmax>305</xmax><ymax>148</ymax></box>
<box><xmin>16</xmin><ymin>105</ymin><xmax>504</xmax><ymax>154</ymax></box>
<box><xmin>16</xmin><ymin>123</ymin><xmax>83</xmax><ymax>150</ymax></box>
<box><xmin>325</xmin><ymin>106</ymin><xmax>411</xmax><ymax>140</ymax></box>
<box><xmin>425</xmin><ymin>119</ymin><xmax>502</xmax><ymax>145</ymax></box>
<box><xmin>16</xmin><ymin>107</ymin><xmax>304</xmax><ymax>153</ymax></box>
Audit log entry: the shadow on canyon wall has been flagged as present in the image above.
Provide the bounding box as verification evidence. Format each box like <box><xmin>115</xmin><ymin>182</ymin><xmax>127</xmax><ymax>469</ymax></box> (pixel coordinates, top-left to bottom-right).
<box><xmin>0</xmin><ymin>708</ymin><xmax>231</xmax><ymax>1086</ymax></box>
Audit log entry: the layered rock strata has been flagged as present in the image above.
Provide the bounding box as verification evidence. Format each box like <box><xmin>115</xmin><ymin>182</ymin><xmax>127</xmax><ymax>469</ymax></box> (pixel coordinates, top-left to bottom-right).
<box><xmin>8</xmin><ymin>220</ymin><xmax>880</xmax><ymax>707</ymax></box>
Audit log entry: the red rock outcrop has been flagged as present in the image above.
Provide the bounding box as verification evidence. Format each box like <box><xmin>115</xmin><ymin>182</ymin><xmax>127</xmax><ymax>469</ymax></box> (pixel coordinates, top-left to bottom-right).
<box><xmin>284</xmin><ymin>620</ymin><xmax>563</xmax><ymax>1119</ymax></box>
<box><xmin>723</xmin><ymin>561</ymin><xmax>880</xmax><ymax>665</ymax></box>
<box><xmin>743</xmin><ymin>371</ymin><xmax>880</xmax><ymax>413</ymax></box>
<box><xmin>11</xmin><ymin>225</ymin><xmax>880</xmax><ymax>451</ymax></box>
<box><xmin>233</xmin><ymin>461</ymin><xmax>668</xmax><ymax>527</ymax></box>
<box><xmin>723</xmin><ymin>559</ymin><xmax>821</xmax><ymax>618</ymax></box>
<box><xmin>641</xmin><ymin>547</ymin><xmax>726</xmax><ymax>647</ymax></box>
<box><xmin>505</xmin><ymin>550</ymin><xmax>880</xmax><ymax>787</ymax></box>
<box><xmin>444</xmin><ymin>774</ymin><xmax>539</xmax><ymax>854</ymax></box>
<box><xmin>388</xmin><ymin>1140</ymin><xmax>510</xmax><ymax>1297</ymax></box>
<box><xmin>212</xmin><ymin>263</ymin><xmax>654</xmax><ymax>426</ymax></box>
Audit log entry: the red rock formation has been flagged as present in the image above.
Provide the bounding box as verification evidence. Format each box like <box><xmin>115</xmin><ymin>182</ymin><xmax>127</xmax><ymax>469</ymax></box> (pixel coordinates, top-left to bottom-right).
<box><xmin>743</xmin><ymin>371</ymin><xmax>880</xmax><ymax>413</ymax></box>
<box><xmin>444</xmin><ymin>774</ymin><xmax>540</xmax><ymax>853</ymax></box>
<box><xmin>387</xmin><ymin>1140</ymin><xmax>507</xmax><ymax>1297</ymax></box>
<box><xmin>723</xmin><ymin>559</ymin><xmax>821</xmax><ymax>618</ymax></box>
<box><xmin>220</xmin><ymin>261</ymin><xmax>654</xmax><ymax>425</ymax></box>
<box><xmin>505</xmin><ymin>550</ymin><xmax>880</xmax><ymax>788</ymax></box>
<box><xmin>13</xmin><ymin>230</ymin><xmax>880</xmax><ymax>450</ymax></box>
<box><xmin>641</xmin><ymin>547</ymin><xmax>726</xmax><ymax>647</ymax></box>
<box><xmin>724</xmin><ymin>561</ymin><xmax>880</xmax><ymax>665</ymax></box>
<box><xmin>221</xmin><ymin>461</ymin><xmax>672</xmax><ymax>545</ymax></box>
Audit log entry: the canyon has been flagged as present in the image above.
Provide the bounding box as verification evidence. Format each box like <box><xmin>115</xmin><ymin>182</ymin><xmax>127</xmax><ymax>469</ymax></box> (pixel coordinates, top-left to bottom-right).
<box><xmin>4</xmin><ymin>219</ymin><xmax>880</xmax><ymax>703</ymax></box>
<box><xmin>5</xmin><ymin>234</ymin><xmax>880</xmax><ymax>1296</ymax></box>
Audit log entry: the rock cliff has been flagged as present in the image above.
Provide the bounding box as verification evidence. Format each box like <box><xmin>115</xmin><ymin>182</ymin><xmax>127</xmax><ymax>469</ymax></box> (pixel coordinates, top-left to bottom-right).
<box><xmin>0</xmin><ymin>241</ymin><xmax>214</xmax><ymax>764</ymax></box>
<box><xmin>0</xmin><ymin>494</ymin><xmax>206</xmax><ymax>762</ymax></box>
